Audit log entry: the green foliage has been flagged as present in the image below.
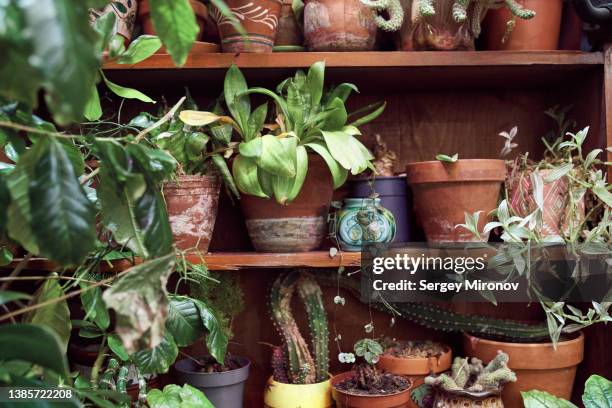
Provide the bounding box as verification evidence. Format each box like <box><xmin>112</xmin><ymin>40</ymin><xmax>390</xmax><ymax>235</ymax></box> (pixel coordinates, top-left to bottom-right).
<box><xmin>436</xmin><ymin>153</ymin><xmax>458</xmax><ymax>163</ymax></box>
<box><xmin>522</xmin><ymin>375</ymin><xmax>611</xmax><ymax>408</ymax></box>
<box><xmin>131</xmin><ymin>332</ymin><xmax>178</xmax><ymax>375</ymax></box>
<box><xmin>147</xmin><ymin>384</ymin><xmax>214</xmax><ymax>408</ymax></box>
<box><xmin>354</xmin><ymin>338</ymin><xmax>383</xmax><ymax>365</ymax></box>
<box><xmin>148</xmin><ymin>0</ymin><xmax>199</xmax><ymax>66</ymax></box>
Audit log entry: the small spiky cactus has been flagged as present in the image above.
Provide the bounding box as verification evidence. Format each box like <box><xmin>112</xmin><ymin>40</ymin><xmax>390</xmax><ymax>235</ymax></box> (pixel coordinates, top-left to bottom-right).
<box><xmin>269</xmin><ymin>271</ymin><xmax>329</xmax><ymax>384</ymax></box>
<box><xmin>425</xmin><ymin>351</ymin><xmax>517</xmax><ymax>393</ymax></box>
<box><xmin>360</xmin><ymin>0</ymin><xmax>405</xmax><ymax>31</ymax></box>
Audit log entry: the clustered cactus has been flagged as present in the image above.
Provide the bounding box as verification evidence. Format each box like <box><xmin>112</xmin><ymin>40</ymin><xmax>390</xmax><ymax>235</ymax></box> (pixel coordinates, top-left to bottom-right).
<box><xmin>425</xmin><ymin>351</ymin><xmax>517</xmax><ymax>393</ymax></box>
<box><xmin>99</xmin><ymin>359</ymin><xmax>147</xmax><ymax>407</ymax></box>
<box><xmin>360</xmin><ymin>0</ymin><xmax>404</xmax><ymax>31</ymax></box>
<box><xmin>415</xmin><ymin>0</ymin><xmax>536</xmax><ymax>37</ymax></box>
<box><xmin>269</xmin><ymin>271</ymin><xmax>329</xmax><ymax>384</ymax></box>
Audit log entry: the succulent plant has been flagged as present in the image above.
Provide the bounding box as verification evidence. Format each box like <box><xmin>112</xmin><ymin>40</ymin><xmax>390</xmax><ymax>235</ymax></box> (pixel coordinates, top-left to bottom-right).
<box><xmin>360</xmin><ymin>0</ymin><xmax>405</xmax><ymax>31</ymax></box>
<box><xmin>269</xmin><ymin>271</ymin><xmax>329</xmax><ymax>384</ymax></box>
<box><xmin>425</xmin><ymin>351</ymin><xmax>517</xmax><ymax>393</ymax></box>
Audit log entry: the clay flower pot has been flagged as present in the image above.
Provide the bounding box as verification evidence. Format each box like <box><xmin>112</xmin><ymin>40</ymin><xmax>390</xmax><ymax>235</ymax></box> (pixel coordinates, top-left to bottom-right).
<box><xmin>377</xmin><ymin>343</ymin><xmax>452</xmax><ymax>408</ymax></box>
<box><xmin>398</xmin><ymin>0</ymin><xmax>478</xmax><ymax>50</ymax></box>
<box><xmin>482</xmin><ymin>0</ymin><xmax>563</xmax><ymax>50</ymax></box>
<box><xmin>139</xmin><ymin>0</ymin><xmax>209</xmax><ymax>39</ymax></box>
<box><xmin>240</xmin><ymin>155</ymin><xmax>333</xmax><ymax>252</ymax></box>
<box><xmin>174</xmin><ymin>356</ymin><xmax>250</xmax><ymax>408</ymax></box>
<box><xmin>274</xmin><ymin>0</ymin><xmax>304</xmax><ymax>47</ymax></box>
<box><xmin>90</xmin><ymin>0</ymin><xmax>138</xmax><ymax>44</ymax></box>
<box><xmin>303</xmin><ymin>0</ymin><xmax>377</xmax><ymax>51</ymax></box>
<box><xmin>211</xmin><ymin>0</ymin><xmax>283</xmax><ymax>53</ymax></box>
<box><xmin>331</xmin><ymin>371</ymin><xmax>412</xmax><ymax>408</ymax></box>
<box><xmin>264</xmin><ymin>376</ymin><xmax>333</xmax><ymax>408</ymax></box>
<box><xmin>405</xmin><ymin>160</ymin><xmax>506</xmax><ymax>243</ymax></box>
<box><xmin>163</xmin><ymin>175</ymin><xmax>221</xmax><ymax>253</ymax></box>
<box><xmin>463</xmin><ymin>332</ymin><xmax>585</xmax><ymax>408</ymax></box>
<box><xmin>432</xmin><ymin>389</ymin><xmax>504</xmax><ymax>408</ymax></box>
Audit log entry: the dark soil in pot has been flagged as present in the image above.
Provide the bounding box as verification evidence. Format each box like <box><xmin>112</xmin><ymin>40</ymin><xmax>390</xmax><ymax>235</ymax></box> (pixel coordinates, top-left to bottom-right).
<box><xmin>331</xmin><ymin>369</ymin><xmax>412</xmax><ymax>408</ymax></box>
<box><xmin>174</xmin><ymin>356</ymin><xmax>250</xmax><ymax>408</ymax></box>
<box><xmin>240</xmin><ymin>155</ymin><xmax>333</xmax><ymax>252</ymax></box>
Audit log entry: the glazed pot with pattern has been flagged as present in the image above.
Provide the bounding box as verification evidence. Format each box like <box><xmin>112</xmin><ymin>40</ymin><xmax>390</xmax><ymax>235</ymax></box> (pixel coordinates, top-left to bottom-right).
<box><xmin>334</xmin><ymin>198</ymin><xmax>396</xmax><ymax>251</ymax></box>
<box><xmin>303</xmin><ymin>0</ymin><xmax>377</xmax><ymax>51</ymax></box>
<box><xmin>211</xmin><ymin>0</ymin><xmax>283</xmax><ymax>52</ymax></box>
<box><xmin>482</xmin><ymin>0</ymin><xmax>563</xmax><ymax>50</ymax></box>
<box><xmin>90</xmin><ymin>0</ymin><xmax>138</xmax><ymax>44</ymax></box>
<box><xmin>463</xmin><ymin>332</ymin><xmax>585</xmax><ymax>408</ymax></box>
<box><xmin>377</xmin><ymin>344</ymin><xmax>452</xmax><ymax>408</ymax></box>
<box><xmin>331</xmin><ymin>372</ymin><xmax>412</xmax><ymax>408</ymax></box>
<box><xmin>405</xmin><ymin>160</ymin><xmax>506</xmax><ymax>243</ymax></box>
<box><xmin>240</xmin><ymin>155</ymin><xmax>333</xmax><ymax>252</ymax></box>
<box><xmin>264</xmin><ymin>376</ymin><xmax>333</xmax><ymax>408</ymax></box>
<box><xmin>432</xmin><ymin>389</ymin><xmax>504</xmax><ymax>408</ymax></box>
<box><xmin>163</xmin><ymin>175</ymin><xmax>221</xmax><ymax>253</ymax></box>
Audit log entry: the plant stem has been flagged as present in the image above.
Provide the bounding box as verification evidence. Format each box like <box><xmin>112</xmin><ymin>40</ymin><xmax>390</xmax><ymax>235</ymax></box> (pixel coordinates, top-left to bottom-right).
<box><xmin>0</xmin><ymin>121</ymin><xmax>81</xmax><ymax>139</ymax></box>
<box><xmin>135</xmin><ymin>96</ymin><xmax>186</xmax><ymax>142</ymax></box>
<box><xmin>80</xmin><ymin>168</ymin><xmax>100</xmax><ymax>185</ymax></box>
<box><xmin>91</xmin><ymin>334</ymin><xmax>108</xmax><ymax>387</ymax></box>
<box><xmin>0</xmin><ymin>253</ymin><xmax>32</xmax><ymax>291</ymax></box>
<box><xmin>0</xmin><ymin>275</ymin><xmax>110</xmax><ymax>287</ymax></box>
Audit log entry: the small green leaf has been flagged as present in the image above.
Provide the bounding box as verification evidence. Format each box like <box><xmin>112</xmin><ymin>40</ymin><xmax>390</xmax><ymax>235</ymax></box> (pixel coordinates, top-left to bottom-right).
<box><xmin>102</xmin><ymin>72</ymin><xmax>156</xmax><ymax>103</ymax></box>
<box><xmin>583</xmin><ymin>375</ymin><xmax>612</xmax><ymax>408</ymax></box>
<box><xmin>166</xmin><ymin>296</ymin><xmax>206</xmax><ymax>347</ymax></box>
<box><xmin>84</xmin><ymin>83</ymin><xmax>103</xmax><ymax>121</ymax></box>
<box><xmin>522</xmin><ymin>390</ymin><xmax>578</xmax><ymax>408</ymax></box>
<box><xmin>116</xmin><ymin>35</ymin><xmax>162</xmax><ymax>64</ymax></box>
<box><xmin>0</xmin><ymin>290</ymin><xmax>31</xmax><ymax>306</ymax></box>
<box><xmin>436</xmin><ymin>153</ymin><xmax>459</xmax><ymax>163</ymax></box>
<box><xmin>132</xmin><ymin>332</ymin><xmax>178</xmax><ymax>375</ymax></box>
<box><xmin>80</xmin><ymin>285</ymin><xmax>110</xmax><ymax>330</ymax></box>
<box><xmin>108</xmin><ymin>335</ymin><xmax>129</xmax><ymax>361</ymax></box>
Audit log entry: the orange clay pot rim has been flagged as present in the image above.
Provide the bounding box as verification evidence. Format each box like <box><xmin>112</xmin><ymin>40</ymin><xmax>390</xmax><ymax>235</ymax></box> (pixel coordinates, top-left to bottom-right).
<box><xmin>331</xmin><ymin>372</ymin><xmax>412</xmax><ymax>398</ymax></box>
<box><xmin>380</xmin><ymin>344</ymin><xmax>452</xmax><ymax>362</ymax></box>
<box><xmin>139</xmin><ymin>0</ymin><xmax>208</xmax><ymax>18</ymax></box>
<box><xmin>463</xmin><ymin>331</ymin><xmax>584</xmax><ymax>348</ymax></box>
<box><xmin>406</xmin><ymin>159</ymin><xmax>506</xmax><ymax>167</ymax></box>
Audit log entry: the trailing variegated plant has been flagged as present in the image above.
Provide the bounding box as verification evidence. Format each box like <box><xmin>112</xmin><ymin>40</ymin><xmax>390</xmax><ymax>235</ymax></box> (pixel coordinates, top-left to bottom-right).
<box><xmin>179</xmin><ymin>61</ymin><xmax>386</xmax><ymax>205</ymax></box>
<box><xmin>269</xmin><ymin>271</ymin><xmax>329</xmax><ymax>384</ymax></box>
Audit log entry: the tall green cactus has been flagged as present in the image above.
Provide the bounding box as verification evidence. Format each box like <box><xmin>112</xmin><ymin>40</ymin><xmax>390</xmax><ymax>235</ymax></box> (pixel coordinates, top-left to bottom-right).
<box><xmin>269</xmin><ymin>271</ymin><xmax>329</xmax><ymax>384</ymax></box>
<box><xmin>360</xmin><ymin>0</ymin><xmax>404</xmax><ymax>32</ymax></box>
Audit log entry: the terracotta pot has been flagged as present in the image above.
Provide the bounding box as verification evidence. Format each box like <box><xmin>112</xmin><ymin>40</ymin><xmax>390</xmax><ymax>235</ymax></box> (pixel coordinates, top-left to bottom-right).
<box><xmin>90</xmin><ymin>0</ymin><xmax>138</xmax><ymax>44</ymax></box>
<box><xmin>304</xmin><ymin>0</ymin><xmax>377</xmax><ymax>51</ymax></box>
<box><xmin>240</xmin><ymin>155</ymin><xmax>333</xmax><ymax>252</ymax></box>
<box><xmin>507</xmin><ymin>168</ymin><xmax>585</xmax><ymax>237</ymax></box>
<box><xmin>264</xmin><ymin>376</ymin><xmax>333</xmax><ymax>408</ymax></box>
<box><xmin>398</xmin><ymin>0</ymin><xmax>478</xmax><ymax>50</ymax></box>
<box><xmin>139</xmin><ymin>0</ymin><xmax>208</xmax><ymax>40</ymax></box>
<box><xmin>275</xmin><ymin>0</ymin><xmax>304</xmax><ymax>46</ymax></box>
<box><xmin>331</xmin><ymin>372</ymin><xmax>412</xmax><ymax>408</ymax></box>
<box><xmin>463</xmin><ymin>332</ymin><xmax>585</xmax><ymax>408</ymax></box>
<box><xmin>211</xmin><ymin>0</ymin><xmax>283</xmax><ymax>53</ymax></box>
<box><xmin>377</xmin><ymin>345</ymin><xmax>452</xmax><ymax>408</ymax></box>
<box><xmin>482</xmin><ymin>0</ymin><xmax>563</xmax><ymax>50</ymax></box>
<box><xmin>405</xmin><ymin>160</ymin><xmax>506</xmax><ymax>243</ymax></box>
<box><xmin>163</xmin><ymin>175</ymin><xmax>221</xmax><ymax>253</ymax></box>
<box><xmin>432</xmin><ymin>389</ymin><xmax>504</xmax><ymax>408</ymax></box>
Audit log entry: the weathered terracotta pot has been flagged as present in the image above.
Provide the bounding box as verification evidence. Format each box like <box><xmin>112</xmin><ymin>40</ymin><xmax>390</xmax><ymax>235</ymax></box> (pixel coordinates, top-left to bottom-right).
<box><xmin>331</xmin><ymin>372</ymin><xmax>412</xmax><ymax>408</ymax></box>
<box><xmin>275</xmin><ymin>0</ymin><xmax>304</xmax><ymax>46</ymax></box>
<box><xmin>405</xmin><ymin>160</ymin><xmax>506</xmax><ymax>243</ymax></box>
<box><xmin>398</xmin><ymin>0</ymin><xmax>478</xmax><ymax>50</ymax></box>
<box><xmin>240</xmin><ymin>155</ymin><xmax>333</xmax><ymax>252</ymax></box>
<box><xmin>211</xmin><ymin>0</ymin><xmax>283</xmax><ymax>53</ymax></box>
<box><xmin>304</xmin><ymin>0</ymin><xmax>377</xmax><ymax>51</ymax></box>
<box><xmin>378</xmin><ymin>345</ymin><xmax>452</xmax><ymax>408</ymax></box>
<box><xmin>163</xmin><ymin>175</ymin><xmax>221</xmax><ymax>253</ymax></box>
<box><xmin>90</xmin><ymin>0</ymin><xmax>138</xmax><ymax>44</ymax></box>
<box><xmin>432</xmin><ymin>389</ymin><xmax>504</xmax><ymax>408</ymax></box>
<box><xmin>482</xmin><ymin>0</ymin><xmax>563</xmax><ymax>50</ymax></box>
<box><xmin>463</xmin><ymin>332</ymin><xmax>585</xmax><ymax>408</ymax></box>
<box><xmin>507</xmin><ymin>168</ymin><xmax>585</xmax><ymax>237</ymax></box>
<box><xmin>139</xmin><ymin>0</ymin><xmax>208</xmax><ymax>39</ymax></box>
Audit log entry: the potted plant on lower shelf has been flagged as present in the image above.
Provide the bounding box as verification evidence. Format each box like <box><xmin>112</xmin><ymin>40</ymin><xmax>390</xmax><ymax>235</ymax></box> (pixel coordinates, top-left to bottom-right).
<box><xmin>377</xmin><ymin>339</ymin><xmax>452</xmax><ymax>408</ymax></box>
<box><xmin>331</xmin><ymin>338</ymin><xmax>412</xmax><ymax>407</ymax></box>
<box><xmin>180</xmin><ymin>61</ymin><xmax>386</xmax><ymax>253</ymax></box>
<box><xmin>424</xmin><ymin>352</ymin><xmax>516</xmax><ymax>408</ymax></box>
<box><xmin>264</xmin><ymin>271</ymin><xmax>332</xmax><ymax>408</ymax></box>
<box><xmin>521</xmin><ymin>375</ymin><xmax>612</xmax><ymax>408</ymax></box>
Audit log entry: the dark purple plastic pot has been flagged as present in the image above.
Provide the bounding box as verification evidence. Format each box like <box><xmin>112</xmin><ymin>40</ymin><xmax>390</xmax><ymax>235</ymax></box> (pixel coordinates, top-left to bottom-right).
<box><xmin>174</xmin><ymin>356</ymin><xmax>250</xmax><ymax>408</ymax></box>
<box><xmin>348</xmin><ymin>175</ymin><xmax>415</xmax><ymax>243</ymax></box>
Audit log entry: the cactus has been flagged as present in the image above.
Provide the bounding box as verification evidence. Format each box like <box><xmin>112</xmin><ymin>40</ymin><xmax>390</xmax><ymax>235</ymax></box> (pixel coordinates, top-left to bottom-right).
<box><xmin>425</xmin><ymin>351</ymin><xmax>516</xmax><ymax>393</ymax></box>
<box><xmin>360</xmin><ymin>0</ymin><xmax>404</xmax><ymax>32</ymax></box>
<box><xmin>504</xmin><ymin>0</ymin><xmax>535</xmax><ymax>20</ymax></box>
<box><xmin>452</xmin><ymin>0</ymin><xmax>470</xmax><ymax>22</ymax></box>
<box><xmin>418</xmin><ymin>0</ymin><xmax>436</xmax><ymax>16</ymax></box>
<box><xmin>270</xmin><ymin>271</ymin><xmax>329</xmax><ymax>384</ymax></box>
<box><xmin>314</xmin><ymin>271</ymin><xmax>550</xmax><ymax>342</ymax></box>
<box><xmin>271</xmin><ymin>346</ymin><xmax>290</xmax><ymax>384</ymax></box>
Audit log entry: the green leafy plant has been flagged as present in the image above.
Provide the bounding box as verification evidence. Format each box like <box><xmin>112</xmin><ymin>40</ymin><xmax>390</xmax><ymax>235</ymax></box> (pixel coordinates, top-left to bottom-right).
<box><xmin>180</xmin><ymin>61</ymin><xmax>386</xmax><ymax>204</ymax></box>
<box><xmin>522</xmin><ymin>375</ymin><xmax>611</xmax><ymax>408</ymax></box>
<box><xmin>147</xmin><ymin>384</ymin><xmax>214</xmax><ymax>408</ymax></box>
<box><xmin>436</xmin><ymin>153</ymin><xmax>459</xmax><ymax>163</ymax></box>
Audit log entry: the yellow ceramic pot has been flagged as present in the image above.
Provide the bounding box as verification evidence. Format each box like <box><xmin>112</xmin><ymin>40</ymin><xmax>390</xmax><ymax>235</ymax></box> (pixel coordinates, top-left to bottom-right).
<box><xmin>263</xmin><ymin>376</ymin><xmax>333</xmax><ymax>408</ymax></box>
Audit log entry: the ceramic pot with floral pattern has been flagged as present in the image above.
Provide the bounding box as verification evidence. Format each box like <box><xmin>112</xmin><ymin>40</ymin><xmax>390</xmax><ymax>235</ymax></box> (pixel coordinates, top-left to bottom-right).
<box><xmin>90</xmin><ymin>0</ymin><xmax>138</xmax><ymax>44</ymax></box>
<box><xmin>335</xmin><ymin>198</ymin><xmax>396</xmax><ymax>252</ymax></box>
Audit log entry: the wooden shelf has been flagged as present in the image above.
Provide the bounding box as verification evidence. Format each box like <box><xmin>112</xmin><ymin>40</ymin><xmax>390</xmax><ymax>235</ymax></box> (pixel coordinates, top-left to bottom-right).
<box><xmin>102</xmin><ymin>51</ymin><xmax>603</xmax><ymax>93</ymax></box>
<box><xmin>5</xmin><ymin>251</ymin><xmax>361</xmax><ymax>272</ymax></box>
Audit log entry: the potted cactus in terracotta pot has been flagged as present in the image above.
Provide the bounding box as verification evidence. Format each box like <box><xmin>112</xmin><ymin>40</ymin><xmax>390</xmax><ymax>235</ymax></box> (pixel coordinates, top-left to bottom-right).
<box><xmin>180</xmin><ymin>62</ymin><xmax>386</xmax><ymax>252</ymax></box>
<box><xmin>264</xmin><ymin>271</ymin><xmax>333</xmax><ymax>408</ymax></box>
<box><xmin>424</xmin><ymin>352</ymin><xmax>516</xmax><ymax>408</ymax></box>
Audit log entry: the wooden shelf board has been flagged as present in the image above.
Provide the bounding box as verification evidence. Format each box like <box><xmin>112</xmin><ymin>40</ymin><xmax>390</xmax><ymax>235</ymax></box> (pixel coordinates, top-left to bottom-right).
<box><xmin>5</xmin><ymin>251</ymin><xmax>361</xmax><ymax>272</ymax></box>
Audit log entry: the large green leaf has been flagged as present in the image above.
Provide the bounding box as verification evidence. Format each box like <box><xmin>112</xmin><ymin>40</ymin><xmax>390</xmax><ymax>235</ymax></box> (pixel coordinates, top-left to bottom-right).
<box><xmin>102</xmin><ymin>253</ymin><xmax>175</xmax><ymax>353</ymax></box>
<box><xmin>166</xmin><ymin>295</ymin><xmax>205</xmax><ymax>347</ymax></box>
<box><xmin>24</xmin><ymin>280</ymin><xmax>72</xmax><ymax>353</ymax></box>
<box><xmin>305</xmin><ymin>141</ymin><xmax>348</xmax><ymax>188</ymax></box>
<box><xmin>224</xmin><ymin>65</ymin><xmax>251</xmax><ymax>132</ymax></box>
<box><xmin>80</xmin><ymin>285</ymin><xmax>110</xmax><ymax>330</ymax></box>
<box><xmin>84</xmin><ymin>83</ymin><xmax>103</xmax><ymax>121</ymax></box>
<box><xmin>322</xmin><ymin>130</ymin><xmax>372</xmax><ymax>175</ymax></box>
<box><xmin>132</xmin><ymin>332</ymin><xmax>178</xmax><ymax>375</ymax></box>
<box><xmin>0</xmin><ymin>324</ymin><xmax>69</xmax><ymax>378</ymax></box>
<box><xmin>522</xmin><ymin>390</ymin><xmax>578</xmax><ymax>408</ymax></box>
<box><xmin>29</xmin><ymin>139</ymin><xmax>96</xmax><ymax>265</ymax></box>
<box><xmin>149</xmin><ymin>0</ymin><xmax>198</xmax><ymax>66</ymax></box>
<box><xmin>192</xmin><ymin>298</ymin><xmax>228</xmax><ymax>364</ymax></box>
<box><xmin>23</xmin><ymin>0</ymin><xmax>100</xmax><ymax>124</ymax></box>
<box><xmin>116</xmin><ymin>35</ymin><xmax>162</xmax><ymax>65</ymax></box>
<box><xmin>256</xmin><ymin>135</ymin><xmax>296</xmax><ymax>177</ymax></box>
<box><xmin>232</xmin><ymin>155</ymin><xmax>268</xmax><ymax>198</ymax></box>
<box><xmin>102</xmin><ymin>72</ymin><xmax>155</xmax><ymax>103</ymax></box>
<box><xmin>306</xmin><ymin>61</ymin><xmax>325</xmax><ymax>111</ymax></box>
<box><xmin>147</xmin><ymin>384</ymin><xmax>214</xmax><ymax>408</ymax></box>
<box><xmin>583</xmin><ymin>375</ymin><xmax>612</xmax><ymax>408</ymax></box>
<box><xmin>134</xmin><ymin>184</ymin><xmax>174</xmax><ymax>258</ymax></box>
<box><xmin>0</xmin><ymin>174</ymin><xmax>10</xmax><ymax>233</ymax></box>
